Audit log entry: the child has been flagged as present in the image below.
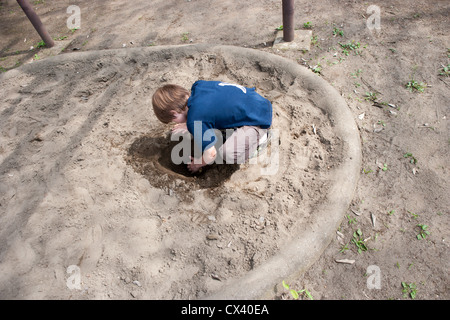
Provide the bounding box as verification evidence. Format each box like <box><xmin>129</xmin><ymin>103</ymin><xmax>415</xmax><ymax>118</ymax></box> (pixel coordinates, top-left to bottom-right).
<box><xmin>152</xmin><ymin>80</ymin><xmax>272</xmax><ymax>173</ymax></box>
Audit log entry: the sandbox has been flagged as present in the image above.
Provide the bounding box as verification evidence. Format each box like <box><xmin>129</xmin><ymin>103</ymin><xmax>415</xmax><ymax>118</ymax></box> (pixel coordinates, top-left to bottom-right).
<box><xmin>0</xmin><ymin>44</ymin><xmax>360</xmax><ymax>299</ymax></box>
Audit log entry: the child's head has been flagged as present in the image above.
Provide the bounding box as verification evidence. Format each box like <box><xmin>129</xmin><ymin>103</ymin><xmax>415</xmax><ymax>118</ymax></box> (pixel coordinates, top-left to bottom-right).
<box><xmin>152</xmin><ymin>84</ymin><xmax>189</xmax><ymax>124</ymax></box>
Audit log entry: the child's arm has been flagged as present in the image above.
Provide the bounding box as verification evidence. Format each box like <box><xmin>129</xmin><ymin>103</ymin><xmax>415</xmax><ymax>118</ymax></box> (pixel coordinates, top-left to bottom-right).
<box><xmin>187</xmin><ymin>146</ymin><xmax>217</xmax><ymax>173</ymax></box>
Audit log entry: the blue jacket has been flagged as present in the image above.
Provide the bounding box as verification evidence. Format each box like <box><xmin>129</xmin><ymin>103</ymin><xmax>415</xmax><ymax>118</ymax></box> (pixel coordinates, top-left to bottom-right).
<box><xmin>186</xmin><ymin>80</ymin><xmax>272</xmax><ymax>152</ymax></box>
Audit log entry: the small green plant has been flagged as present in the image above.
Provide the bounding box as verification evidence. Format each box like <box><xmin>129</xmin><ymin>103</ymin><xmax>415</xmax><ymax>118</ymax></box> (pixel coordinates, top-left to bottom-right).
<box><xmin>310</xmin><ymin>35</ymin><xmax>318</xmax><ymax>45</ymax></box>
<box><xmin>408</xmin><ymin>210</ymin><xmax>419</xmax><ymax>219</ymax></box>
<box><xmin>275</xmin><ymin>25</ymin><xmax>283</xmax><ymax>31</ymax></box>
<box><xmin>303</xmin><ymin>21</ymin><xmax>313</xmax><ymax>29</ymax></box>
<box><xmin>54</xmin><ymin>35</ymin><xmax>68</xmax><ymax>41</ymax></box>
<box><xmin>403</xmin><ymin>152</ymin><xmax>418</xmax><ymax>164</ymax></box>
<box><xmin>350</xmin><ymin>69</ymin><xmax>363</xmax><ymax>78</ymax></box>
<box><xmin>363</xmin><ymin>167</ymin><xmax>373</xmax><ymax>174</ymax></box>
<box><xmin>282</xmin><ymin>281</ymin><xmax>314</xmax><ymax>300</ymax></box>
<box><xmin>401</xmin><ymin>282</ymin><xmax>417</xmax><ymax>299</ymax></box>
<box><xmin>339</xmin><ymin>242</ymin><xmax>349</xmax><ymax>253</ymax></box>
<box><xmin>333</xmin><ymin>27</ymin><xmax>344</xmax><ymax>37</ymax></box>
<box><xmin>381</xmin><ymin>163</ymin><xmax>388</xmax><ymax>171</ymax></box>
<box><xmin>33</xmin><ymin>54</ymin><xmax>40</xmax><ymax>60</ymax></box>
<box><xmin>312</xmin><ymin>63</ymin><xmax>322</xmax><ymax>74</ymax></box>
<box><xmin>71</xmin><ymin>27</ymin><xmax>80</xmax><ymax>33</ymax></box>
<box><xmin>0</xmin><ymin>66</ymin><xmax>6</xmax><ymax>72</ymax></box>
<box><xmin>416</xmin><ymin>224</ymin><xmax>430</xmax><ymax>240</ymax></box>
<box><xmin>36</xmin><ymin>40</ymin><xmax>46</xmax><ymax>48</ymax></box>
<box><xmin>351</xmin><ymin>229</ymin><xmax>368</xmax><ymax>253</ymax></box>
<box><xmin>388</xmin><ymin>210</ymin><xmax>395</xmax><ymax>216</ymax></box>
<box><xmin>181</xmin><ymin>32</ymin><xmax>190</xmax><ymax>42</ymax></box>
<box><xmin>339</xmin><ymin>40</ymin><xmax>362</xmax><ymax>56</ymax></box>
<box><xmin>439</xmin><ymin>64</ymin><xmax>450</xmax><ymax>77</ymax></box>
<box><xmin>364</xmin><ymin>92</ymin><xmax>378</xmax><ymax>102</ymax></box>
<box><xmin>347</xmin><ymin>214</ymin><xmax>357</xmax><ymax>225</ymax></box>
<box><xmin>405</xmin><ymin>78</ymin><xmax>426</xmax><ymax>92</ymax></box>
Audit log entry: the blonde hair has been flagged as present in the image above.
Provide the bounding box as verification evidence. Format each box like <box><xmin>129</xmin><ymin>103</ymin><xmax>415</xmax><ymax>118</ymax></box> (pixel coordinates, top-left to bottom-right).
<box><xmin>152</xmin><ymin>84</ymin><xmax>189</xmax><ymax>123</ymax></box>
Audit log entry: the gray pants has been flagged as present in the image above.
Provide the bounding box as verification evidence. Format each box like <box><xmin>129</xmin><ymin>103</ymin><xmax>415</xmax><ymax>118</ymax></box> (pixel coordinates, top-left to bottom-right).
<box><xmin>217</xmin><ymin>126</ymin><xmax>267</xmax><ymax>164</ymax></box>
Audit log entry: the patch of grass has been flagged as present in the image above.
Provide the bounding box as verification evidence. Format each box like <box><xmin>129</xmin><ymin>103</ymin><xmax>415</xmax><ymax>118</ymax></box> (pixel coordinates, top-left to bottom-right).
<box><xmin>339</xmin><ymin>40</ymin><xmax>362</xmax><ymax>56</ymax></box>
<box><xmin>303</xmin><ymin>21</ymin><xmax>313</xmax><ymax>29</ymax></box>
<box><xmin>405</xmin><ymin>78</ymin><xmax>426</xmax><ymax>93</ymax></box>
<box><xmin>350</xmin><ymin>68</ymin><xmax>363</xmax><ymax>78</ymax></box>
<box><xmin>439</xmin><ymin>64</ymin><xmax>450</xmax><ymax>77</ymax></box>
<box><xmin>282</xmin><ymin>281</ymin><xmax>314</xmax><ymax>300</ymax></box>
<box><xmin>311</xmin><ymin>63</ymin><xmax>322</xmax><ymax>74</ymax></box>
<box><xmin>402</xmin><ymin>282</ymin><xmax>417</xmax><ymax>299</ymax></box>
<box><xmin>339</xmin><ymin>242</ymin><xmax>349</xmax><ymax>253</ymax></box>
<box><xmin>408</xmin><ymin>210</ymin><xmax>419</xmax><ymax>219</ymax></box>
<box><xmin>333</xmin><ymin>27</ymin><xmax>344</xmax><ymax>37</ymax></box>
<box><xmin>54</xmin><ymin>35</ymin><xmax>68</xmax><ymax>41</ymax></box>
<box><xmin>347</xmin><ymin>214</ymin><xmax>357</xmax><ymax>225</ymax></box>
<box><xmin>364</xmin><ymin>92</ymin><xmax>378</xmax><ymax>102</ymax></box>
<box><xmin>403</xmin><ymin>152</ymin><xmax>418</xmax><ymax>164</ymax></box>
<box><xmin>351</xmin><ymin>229</ymin><xmax>368</xmax><ymax>253</ymax></box>
<box><xmin>416</xmin><ymin>224</ymin><xmax>430</xmax><ymax>240</ymax></box>
<box><xmin>181</xmin><ymin>32</ymin><xmax>190</xmax><ymax>42</ymax></box>
<box><xmin>36</xmin><ymin>40</ymin><xmax>46</xmax><ymax>48</ymax></box>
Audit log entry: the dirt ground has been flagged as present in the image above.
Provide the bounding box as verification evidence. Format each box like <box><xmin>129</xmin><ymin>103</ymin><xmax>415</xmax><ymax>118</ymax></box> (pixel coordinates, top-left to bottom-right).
<box><xmin>0</xmin><ymin>0</ymin><xmax>449</xmax><ymax>300</ymax></box>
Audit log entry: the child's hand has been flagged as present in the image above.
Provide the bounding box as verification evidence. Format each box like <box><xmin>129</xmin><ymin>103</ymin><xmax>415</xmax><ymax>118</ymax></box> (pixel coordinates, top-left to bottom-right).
<box><xmin>172</xmin><ymin>123</ymin><xmax>188</xmax><ymax>135</ymax></box>
<box><xmin>187</xmin><ymin>156</ymin><xmax>205</xmax><ymax>173</ymax></box>
<box><xmin>187</xmin><ymin>147</ymin><xmax>216</xmax><ymax>173</ymax></box>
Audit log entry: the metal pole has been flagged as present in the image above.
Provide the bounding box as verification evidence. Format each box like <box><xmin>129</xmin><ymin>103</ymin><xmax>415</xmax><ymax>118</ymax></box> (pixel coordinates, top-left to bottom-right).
<box><xmin>282</xmin><ymin>0</ymin><xmax>294</xmax><ymax>42</ymax></box>
<box><xmin>16</xmin><ymin>0</ymin><xmax>54</xmax><ymax>48</ymax></box>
